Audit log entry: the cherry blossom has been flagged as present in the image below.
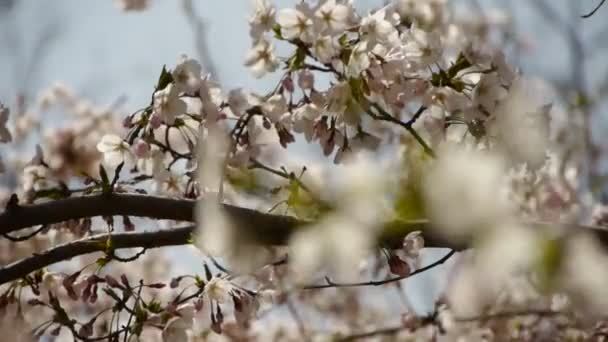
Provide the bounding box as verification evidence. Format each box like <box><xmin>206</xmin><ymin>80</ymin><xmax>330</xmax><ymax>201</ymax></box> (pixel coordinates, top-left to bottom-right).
<box><xmin>96</xmin><ymin>134</ymin><xmax>133</xmax><ymax>167</ymax></box>
<box><xmin>172</xmin><ymin>54</ymin><xmax>202</xmax><ymax>94</ymax></box>
<box><xmin>244</xmin><ymin>38</ymin><xmax>279</xmax><ymax>78</ymax></box>
<box><xmin>153</xmin><ymin>83</ymin><xmax>187</xmax><ymax>125</ymax></box>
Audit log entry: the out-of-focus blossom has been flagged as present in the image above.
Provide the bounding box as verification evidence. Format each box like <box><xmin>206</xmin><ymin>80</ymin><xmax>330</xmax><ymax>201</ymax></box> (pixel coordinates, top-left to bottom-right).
<box><xmin>162</xmin><ymin>304</ymin><xmax>195</xmax><ymax>342</ymax></box>
<box><xmin>205</xmin><ymin>277</ymin><xmax>234</xmax><ymax>303</ymax></box>
<box><xmin>227</xmin><ymin>88</ymin><xmax>249</xmax><ymax>117</ymax></box>
<box><xmin>172</xmin><ymin>55</ymin><xmax>202</xmax><ymax>94</ymax></box>
<box><xmin>277</xmin><ymin>4</ymin><xmax>315</xmax><ymax>43</ymax></box>
<box><xmin>490</xmin><ymin>77</ymin><xmax>551</xmax><ymax>169</ymax></box>
<box><xmin>249</xmin><ymin>0</ymin><xmax>276</xmax><ymax>42</ymax></box>
<box><xmin>401</xmin><ymin>26</ymin><xmax>442</xmax><ymax>68</ymax></box>
<box><xmin>96</xmin><ymin>134</ymin><xmax>133</xmax><ymax>167</ymax></box>
<box><xmin>314</xmin><ymin>0</ymin><xmax>349</xmax><ymax>34</ymax></box>
<box><xmin>22</xmin><ymin>165</ymin><xmax>52</xmax><ymax>192</ymax></box>
<box><xmin>423</xmin><ymin>145</ymin><xmax>512</xmax><ymax>239</ymax></box>
<box><xmin>244</xmin><ymin>38</ymin><xmax>279</xmax><ymax>78</ymax></box>
<box><xmin>153</xmin><ymin>84</ymin><xmax>187</xmax><ymax>125</ymax></box>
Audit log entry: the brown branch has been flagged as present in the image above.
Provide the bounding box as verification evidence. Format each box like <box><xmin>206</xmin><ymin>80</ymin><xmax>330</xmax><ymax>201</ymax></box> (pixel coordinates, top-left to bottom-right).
<box><xmin>0</xmin><ymin>193</ymin><xmax>459</xmax><ymax>248</ymax></box>
<box><xmin>2</xmin><ymin>193</ymin><xmax>608</xmax><ymax>286</ymax></box>
<box><xmin>0</xmin><ymin>225</ymin><xmax>195</xmax><ymax>284</ymax></box>
<box><xmin>455</xmin><ymin>309</ymin><xmax>565</xmax><ymax>322</ymax></box>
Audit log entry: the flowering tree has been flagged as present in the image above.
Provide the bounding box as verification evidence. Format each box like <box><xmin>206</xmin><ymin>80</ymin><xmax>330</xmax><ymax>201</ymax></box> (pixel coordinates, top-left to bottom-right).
<box><xmin>1</xmin><ymin>0</ymin><xmax>608</xmax><ymax>340</ymax></box>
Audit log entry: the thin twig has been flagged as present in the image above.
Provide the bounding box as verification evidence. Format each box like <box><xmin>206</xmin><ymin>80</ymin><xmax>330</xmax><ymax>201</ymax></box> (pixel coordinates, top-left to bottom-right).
<box><xmin>303</xmin><ymin>249</ymin><xmax>456</xmax><ymax>290</ymax></box>
<box><xmin>582</xmin><ymin>0</ymin><xmax>606</xmax><ymax>18</ymax></box>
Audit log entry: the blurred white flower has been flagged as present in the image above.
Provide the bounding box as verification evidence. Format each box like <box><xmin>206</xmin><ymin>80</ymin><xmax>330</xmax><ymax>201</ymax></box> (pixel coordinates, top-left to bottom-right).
<box><xmin>315</xmin><ymin>0</ymin><xmax>349</xmax><ymax>34</ymax></box>
<box><xmin>262</xmin><ymin>94</ymin><xmax>288</xmax><ymax>123</ymax></box>
<box><xmin>561</xmin><ymin>234</ymin><xmax>608</xmax><ymax>314</ymax></box>
<box><xmin>244</xmin><ymin>38</ymin><xmax>279</xmax><ymax>78</ymax></box>
<box><xmin>423</xmin><ymin>145</ymin><xmax>512</xmax><ymax>239</ymax></box>
<box><xmin>401</xmin><ymin>26</ymin><xmax>442</xmax><ymax>68</ymax></box>
<box><xmin>293</xmin><ymin>103</ymin><xmax>320</xmax><ymax>142</ymax></box>
<box><xmin>360</xmin><ymin>9</ymin><xmax>396</xmax><ymax>46</ymax></box>
<box><xmin>289</xmin><ymin>214</ymin><xmax>374</xmax><ymax>283</ymax></box>
<box><xmin>473</xmin><ymin>73</ymin><xmax>508</xmax><ymax>111</ymax></box>
<box><xmin>290</xmin><ymin>156</ymin><xmax>387</xmax><ymax>282</ymax></box>
<box><xmin>347</xmin><ymin>41</ymin><xmax>371</xmax><ymax>77</ymax></box>
<box><xmin>490</xmin><ymin>77</ymin><xmax>551</xmax><ymax>169</ymax></box>
<box><xmin>153</xmin><ymin>83</ymin><xmax>187</xmax><ymax>125</ymax></box>
<box><xmin>137</xmin><ymin>145</ymin><xmax>164</xmax><ymax>176</ymax></box>
<box><xmin>249</xmin><ymin>0</ymin><xmax>276</xmax><ymax>42</ymax></box>
<box><xmin>205</xmin><ymin>277</ymin><xmax>234</xmax><ymax>303</ymax></box>
<box><xmin>162</xmin><ymin>314</ymin><xmax>193</xmax><ymax>342</ymax></box>
<box><xmin>312</xmin><ymin>35</ymin><xmax>339</xmax><ymax>63</ymax></box>
<box><xmin>0</xmin><ymin>102</ymin><xmax>12</xmax><ymax>143</ymax></box>
<box><xmin>173</xmin><ymin>54</ymin><xmax>202</xmax><ymax>94</ymax></box>
<box><xmin>227</xmin><ymin>88</ymin><xmax>249</xmax><ymax>117</ymax></box>
<box><xmin>153</xmin><ymin>169</ymin><xmax>183</xmax><ymax>196</ymax></box>
<box><xmin>96</xmin><ymin>134</ymin><xmax>133</xmax><ymax>167</ymax></box>
<box><xmin>277</xmin><ymin>4</ymin><xmax>315</xmax><ymax>43</ymax></box>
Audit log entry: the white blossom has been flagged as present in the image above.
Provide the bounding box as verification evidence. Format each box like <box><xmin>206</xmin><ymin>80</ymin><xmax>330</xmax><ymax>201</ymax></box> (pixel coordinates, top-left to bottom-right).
<box><xmin>227</xmin><ymin>88</ymin><xmax>249</xmax><ymax>117</ymax></box>
<box><xmin>277</xmin><ymin>5</ymin><xmax>315</xmax><ymax>43</ymax></box>
<box><xmin>96</xmin><ymin>134</ymin><xmax>133</xmax><ymax>167</ymax></box>
<box><xmin>314</xmin><ymin>0</ymin><xmax>349</xmax><ymax>34</ymax></box>
<box><xmin>162</xmin><ymin>305</ymin><xmax>194</xmax><ymax>342</ymax></box>
<box><xmin>172</xmin><ymin>54</ymin><xmax>202</xmax><ymax>94</ymax></box>
<box><xmin>347</xmin><ymin>41</ymin><xmax>371</xmax><ymax>77</ymax></box>
<box><xmin>262</xmin><ymin>94</ymin><xmax>288</xmax><ymax>123</ymax></box>
<box><xmin>423</xmin><ymin>145</ymin><xmax>512</xmax><ymax>239</ymax></box>
<box><xmin>401</xmin><ymin>26</ymin><xmax>442</xmax><ymax>68</ymax></box>
<box><xmin>312</xmin><ymin>35</ymin><xmax>339</xmax><ymax>63</ymax></box>
<box><xmin>473</xmin><ymin>73</ymin><xmax>508</xmax><ymax>111</ymax></box>
<box><xmin>244</xmin><ymin>38</ymin><xmax>279</xmax><ymax>78</ymax></box>
<box><xmin>22</xmin><ymin>165</ymin><xmax>52</xmax><ymax>192</ymax></box>
<box><xmin>249</xmin><ymin>0</ymin><xmax>276</xmax><ymax>42</ymax></box>
<box><xmin>205</xmin><ymin>277</ymin><xmax>234</xmax><ymax>303</ymax></box>
<box><xmin>293</xmin><ymin>103</ymin><xmax>321</xmax><ymax>142</ymax></box>
<box><xmin>360</xmin><ymin>9</ymin><xmax>396</xmax><ymax>46</ymax></box>
<box><xmin>489</xmin><ymin>77</ymin><xmax>551</xmax><ymax>168</ymax></box>
<box><xmin>153</xmin><ymin>83</ymin><xmax>187</xmax><ymax>125</ymax></box>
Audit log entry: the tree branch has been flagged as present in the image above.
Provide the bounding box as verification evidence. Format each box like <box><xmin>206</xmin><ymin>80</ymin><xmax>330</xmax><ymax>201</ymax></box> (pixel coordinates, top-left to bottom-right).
<box><xmin>0</xmin><ymin>193</ymin><xmax>459</xmax><ymax>248</ymax></box>
<box><xmin>2</xmin><ymin>193</ymin><xmax>608</xmax><ymax>286</ymax></box>
<box><xmin>0</xmin><ymin>225</ymin><xmax>195</xmax><ymax>284</ymax></box>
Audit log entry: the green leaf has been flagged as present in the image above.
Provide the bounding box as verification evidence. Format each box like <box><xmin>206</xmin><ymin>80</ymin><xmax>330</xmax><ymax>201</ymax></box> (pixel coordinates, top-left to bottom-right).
<box><xmin>194</xmin><ymin>275</ymin><xmax>205</xmax><ymax>288</ymax></box>
<box><xmin>96</xmin><ymin>256</ymin><xmax>109</xmax><ymax>268</ymax></box>
<box><xmin>145</xmin><ymin>299</ymin><xmax>163</xmax><ymax>313</ymax></box>
<box><xmin>99</xmin><ymin>164</ymin><xmax>110</xmax><ymax>194</ymax></box>
<box><xmin>288</xmin><ymin>47</ymin><xmax>307</xmax><ymax>71</ymax></box>
<box><xmin>536</xmin><ymin>238</ymin><xmax>564</xmax><ymax>291</ymax></box>
<box><xmin>272</xmin><ymin>24</ymin><xmax>283</xmax><ymax>40</ymax></box>
<box><xmin>155</xmin><ymin>65</ymin><xmax>174</xmax><ymax>91</ymax></box>
<box><xmin>393</xmin><ymin>150</ymin><xmax>429</xmax><ymax>220</ymax></box>
<box><xmin>110</xmin><ymin>162</ymin><xmax>124</xmax><ymax>189</ymax></box>
<box><xmin>204</xmin><ymin>264</ymin><xmax>213</xmax><ymax>281</ymax></box>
